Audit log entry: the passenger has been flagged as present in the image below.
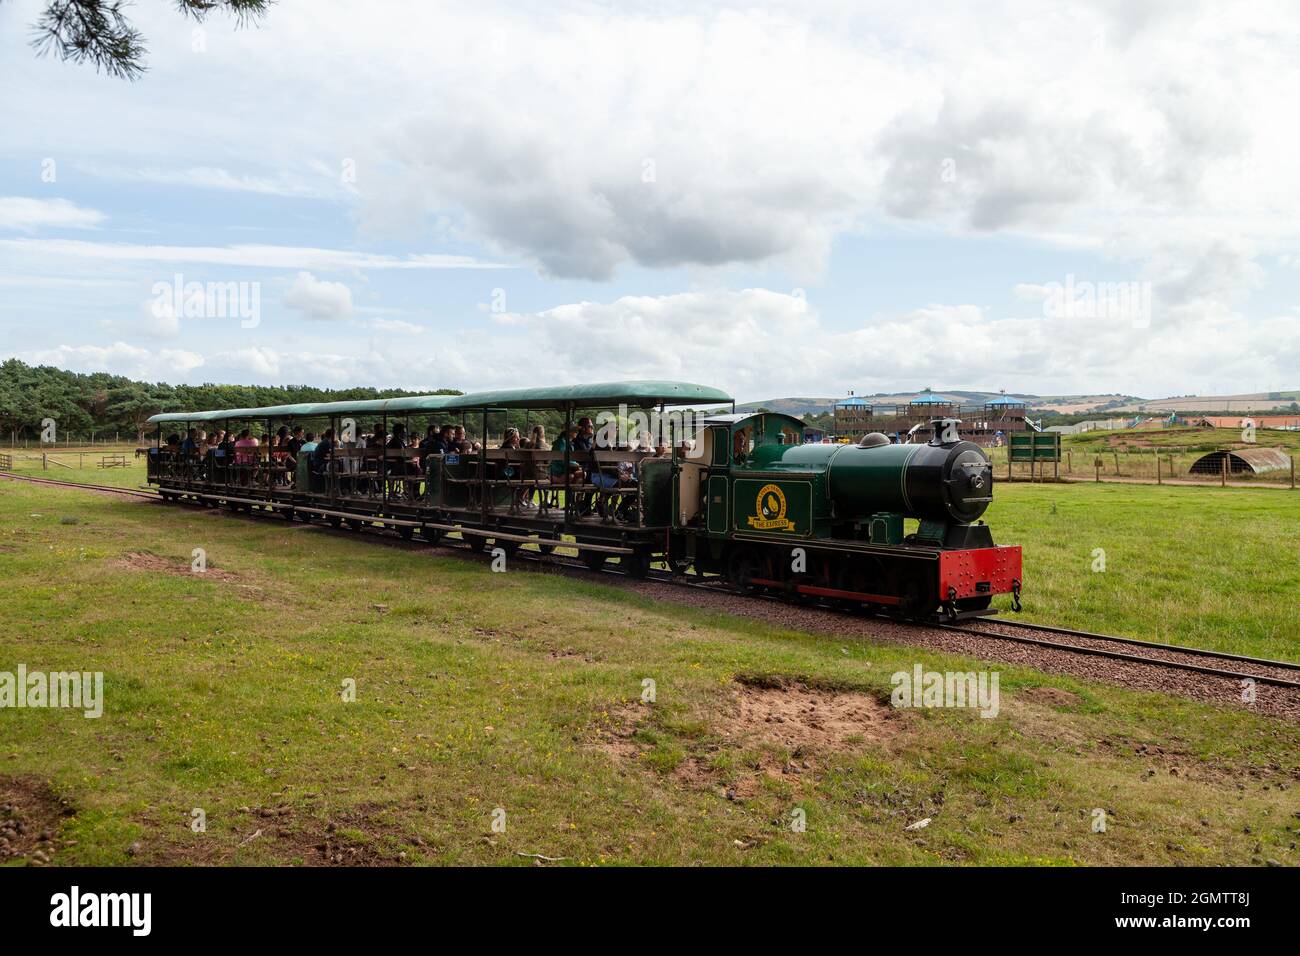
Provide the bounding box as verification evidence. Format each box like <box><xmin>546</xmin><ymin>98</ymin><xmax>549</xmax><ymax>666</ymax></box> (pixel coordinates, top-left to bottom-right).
<box><xmin>573</xmin><ymin>417</ymin><xmax>595</xmax><ymax>452</ymax></box>
<box><xmin>287</xmin><ymin>426</ymin><xmax>306</xmax><ymax>457</ymax></box>
<box><xmin>234</xmin><ymin>428</ymin><xmax>259</xmax><ymax>466</ymax></box>
<box><xmin>311</xmin><ymin>428</ymin><xmax>335</xmax><ymax>473</ymax></box>
<box><xmin>550</xmin><ymin>424</ymin><xmax>586</xmax><ymax>485</ymax></box>
<box><xmin>733</xmin><ymin>428</ymin><xmax>750</xmax><ymax>464</ymax></box>
<box><xmin>304</xmin><ymin>431</ymin><xmax>315</xmax><ymax>443</ymax></box>
<box><xmin>273</xmin><ymin>426</ymin><xmax>294</xmax><ymax>481</ymax></box>
<box><xmin>573</xmin><ymin>417</ymin><xmax>615</xmax><ymax>508</ymax></box>
<box><xmin>453</xmin><ymin>425</ymin><xmax>466</xmax><ymax>446</ymax></box>
<box><xmin>387</xmin><ymin>423</ymin><xmax>416</xmax><ymax>483</ymax></box>
<box><xmin>180</xmin><ymin>428</ymin><xmax>200</xmax><ymax>457</ymax></box>
<box><xmin>367</xmin><ymin>425</ymin><xmax>387</xmax><ymax>449</ymax></box>
<box><xmin>417</xmin><ymin>424</ymin><xmax>439</xmax><ymax>458</ymax></box>
<box><xmin>529</xmin><ymin>424</ymin><xmax>549</xmax><ymax>451</ymax></box>
<box><xmin>428</xmin><ymin>424</ymin><xmax>451</xmax><ymax>454</ymax></box>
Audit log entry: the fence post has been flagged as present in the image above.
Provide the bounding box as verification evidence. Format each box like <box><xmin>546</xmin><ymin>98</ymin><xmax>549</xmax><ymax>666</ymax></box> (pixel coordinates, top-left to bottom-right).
<box><xmin>1113</xmin><ymin>452</ymin><xmax>1120</xmax><ymax>476</ymax></box>
<box><xmin>1221</xmin><ymin>453</ymin><xmax>1227</xmax><ymax>487</ymax></box>
<box><xmin>1095</xmin><ymin>457</ymin><xmax>1101</xmax><ymax>482</ymax></box>
<box><xmin>1157</xmin><ymin>454</ymin><xmax>1161</xmax><ymax>484</ymax></box>
<box><xmin>1292</xmin><ymin>456</ymin><xmax>1296</xmax><ymax>490</ymax></box>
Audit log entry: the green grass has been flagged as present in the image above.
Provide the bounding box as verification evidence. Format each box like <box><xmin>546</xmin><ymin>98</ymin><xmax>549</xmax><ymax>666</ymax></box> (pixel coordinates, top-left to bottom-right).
<box><xmin>1</xmin><ymin>478</ymin><xmax>1297</xmax><ymax>867</ymax></box>
<box><xmin>984</xmin><ymin>428</ymin><xmax>1299</xmax><ymax>484</ymax></box>
<box><xmin>1</xmin><ymin>443</ymin><xmax>147</xmax><ymax>489</ymax></box>
<box><xmin>985</xmin><ymin>482</ymin><xmax>1300</xmax><ymax>661</ymax></box>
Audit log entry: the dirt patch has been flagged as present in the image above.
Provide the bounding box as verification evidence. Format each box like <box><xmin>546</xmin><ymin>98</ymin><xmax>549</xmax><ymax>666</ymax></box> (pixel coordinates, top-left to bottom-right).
<box><xmin>115</xmin><ymin>550</ymin><xmax>241</xmax><ymax>583</ymax></box>
<box><xmin>598</xmin><ymin>676</ymin><xmax>902</xmax><ymax>798</ymax></box>
<box><xmin>0</xmin><ymin>775</ymin><xmax>75</xmax><ymax>866</ymax></box>
<box><xmin>1019</xmin><ymin>686</ymin><xmax>1082</xmax><ymax>709</ymax></box>
<box><xmin>728</xmin><ymin>674</ymin><xmax>898</xmax><ymax>752</ymax></box>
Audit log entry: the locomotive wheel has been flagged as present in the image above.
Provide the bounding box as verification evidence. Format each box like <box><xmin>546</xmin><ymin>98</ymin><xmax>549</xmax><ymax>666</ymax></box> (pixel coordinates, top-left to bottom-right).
<box><xmin>582</xmin><ymin>551</ymin><xmax>608</xmax><ymax>571</ymax></box>
<box><xmin>727</xmin><ymin>548</ymin><xmax>763</xmax><ymax>595</ymax></box>
<box><xmin>327</xmin><ymin>514</ymin><xmax>342</xmax><ymax>528</ymax></box>
<box><xmin>622</xmin><ymin>552</ymin><xmax>651</xmax><ymax>579</ymax></box>
<box><xmin>497</xmin><ymin>539</ymin><xmax>520</xmax><ymax>557</ymax></box>
<box><xmin>397</xmin><ymin>525</ymin><xmax>414</xmax><ymax>540</ymax></box>
<box><xmin>420</xmin><ymin>526</ymin><xmax>442</xmax><ymax>545</ymax></box>
<box><xmin>898</xmin><ymin>579</ymin><xmax>936</xmax><ymax>621</ymax></box>
<box><xmin>347</xmin><ymin>518</ymin><xmax>365</xmax><ymax>532</ymax></box>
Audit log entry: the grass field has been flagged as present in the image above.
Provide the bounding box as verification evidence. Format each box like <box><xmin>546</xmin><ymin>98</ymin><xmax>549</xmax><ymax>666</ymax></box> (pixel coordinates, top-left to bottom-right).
<box><xmin>986</xmin><ymin>428</ymin><xmax>1299</xmax><ymax>485</ymax></box>
<box><xmin>983</xmin><ymin>482</ymin><xmax>1300</xmax><ymax>662</ymax></box>
<box><xmin>1</xmin><ymin>477</ymin><xmax>1297</xmax><ymax>866</ymax></box>
<box><xmin>1</xmin><ymin>444</ymin><xmax>147</xmax><ymax>490</ymax></box>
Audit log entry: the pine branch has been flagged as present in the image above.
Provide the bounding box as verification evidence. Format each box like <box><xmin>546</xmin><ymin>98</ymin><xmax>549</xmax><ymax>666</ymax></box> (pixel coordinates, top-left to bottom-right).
<box><xmin>24</xmin><ymin>0</ymin><xmax>273</xmax><ymax>81</ymax></box>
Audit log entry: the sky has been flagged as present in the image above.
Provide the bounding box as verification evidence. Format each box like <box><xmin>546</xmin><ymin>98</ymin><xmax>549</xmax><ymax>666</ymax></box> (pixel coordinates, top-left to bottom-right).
<box><xmin>1</xmin><ymin>0</ymin><xmax>1298</xmax><ymax>404</ymax></box>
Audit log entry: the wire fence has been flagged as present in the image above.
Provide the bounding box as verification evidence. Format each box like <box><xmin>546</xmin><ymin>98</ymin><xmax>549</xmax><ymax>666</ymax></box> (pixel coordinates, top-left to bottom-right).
<box><xmin>986</xmin><ymin>445</ymin><xmax>1298</xmax><ymax>488</ymax></box>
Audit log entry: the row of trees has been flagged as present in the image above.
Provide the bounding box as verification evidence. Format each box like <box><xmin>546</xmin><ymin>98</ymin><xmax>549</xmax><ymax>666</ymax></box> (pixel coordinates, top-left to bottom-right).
<box><xmin>0</xmin><ymin>359</ymin><xmax>456</xmax><ymax>444</ymax></box>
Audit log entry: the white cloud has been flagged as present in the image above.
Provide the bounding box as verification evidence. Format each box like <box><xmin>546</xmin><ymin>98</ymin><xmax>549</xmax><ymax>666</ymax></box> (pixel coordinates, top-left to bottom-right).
<box><xmin>209</xmin><ymin>346</ymin><xmax>282</xmax><ymax>378</ymax></box>
<box><xmin>0</xmin><ymin>197</ymin><xmax>105</xmax><ymax>232</ymax></box>
<box><xmin>20</xmin><ymin>342</ymin><xmax>204</xmax><ymax>380</ymax></box>
<box><xmin>451</xmin><ymin>288</ymin><xmax>1300</xmax><ymax>399</ymax></box>
<box><xmin>26</xmin><ymin>283</ymin><xmax>1293</xmax><ymax>399</ymax></box>
<box><xmin>87</xmin><ymin>164</ymin><xmax>332</xmax><ymax>198</ymax></box>
<box><xmin>359</xmin><ymin>317</ymin><xmax>424</xmax><ymax>334</ymax></box>
<box><xmin>282</xmin><ymin>271</ymin><xmax>354</xmax><ymax>321</ymax></box>
<box><xmin>6</xmin><ymin>1</ymin><xmax>1300</xmax><ymax>397</ymax></box>
<box><xmin>0</xmin><ymin>238</ymin><xmax>507</xmax><ymax>272</ymax></box>
<box><xmin>143</xmin><ymin>295</ymin><xmax>180</xmax><ymax>337</ymax></box>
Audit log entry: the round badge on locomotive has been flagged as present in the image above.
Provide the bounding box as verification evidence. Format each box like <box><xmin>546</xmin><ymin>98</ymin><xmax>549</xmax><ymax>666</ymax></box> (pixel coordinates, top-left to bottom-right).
<box><xmin>747</xmin><ymin>483</ymin><xmax>795</xmax><ymax>531</ymax></box>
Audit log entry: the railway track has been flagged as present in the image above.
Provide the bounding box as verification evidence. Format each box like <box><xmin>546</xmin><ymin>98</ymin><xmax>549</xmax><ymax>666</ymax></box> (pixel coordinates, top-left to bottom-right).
<box><xmin>0</xmin><ymin>472</ymin><xmax>159</xmax><ymax>500</ymax></box>
<box><xmin>6</xmin><ymin>470</ymin><xmax>1299</xmax><ymax>693</ymax></box>
<box><xmin>944</xmin><ymin>619</ymin><xmax>1300</xmax><ymax>690</ymax></box>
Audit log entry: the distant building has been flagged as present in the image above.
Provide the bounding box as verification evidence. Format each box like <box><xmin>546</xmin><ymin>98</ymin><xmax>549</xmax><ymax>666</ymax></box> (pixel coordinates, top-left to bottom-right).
<box><xmin>832</xmin><ymin>395</ymin><xmax>872</xmax><ymax>436</ymax></box>
<box><xmin>831</xmin><ymin>389</ymin><xmax>1030</xmax><ymax>445</ymax></box>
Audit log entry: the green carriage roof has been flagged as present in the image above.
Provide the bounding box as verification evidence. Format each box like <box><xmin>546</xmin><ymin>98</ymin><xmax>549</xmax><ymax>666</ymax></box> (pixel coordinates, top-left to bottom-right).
<box><xmin>146</xmin><ymin>381</ymin><xmax>732</xmax><ymax>424</ymax></box>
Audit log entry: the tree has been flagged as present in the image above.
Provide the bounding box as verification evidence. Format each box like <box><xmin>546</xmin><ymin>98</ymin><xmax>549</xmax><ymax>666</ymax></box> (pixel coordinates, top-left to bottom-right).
<box><xmin>23</xmin><ymin>0</ymin><xmax>273</xmax><ymax>80</ymax></box>
<box><xmin>105</xmin><ymin>381</ymin><xmax>164</xmax><ymax>442</ymax></box>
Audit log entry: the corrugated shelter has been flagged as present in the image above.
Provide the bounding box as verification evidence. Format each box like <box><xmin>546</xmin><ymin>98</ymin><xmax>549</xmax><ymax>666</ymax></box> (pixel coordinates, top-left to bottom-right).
<box><xmin>1188</xmin><ymin>447</ymin><xmax>1292</xmax><ymax>475</ymax></box>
